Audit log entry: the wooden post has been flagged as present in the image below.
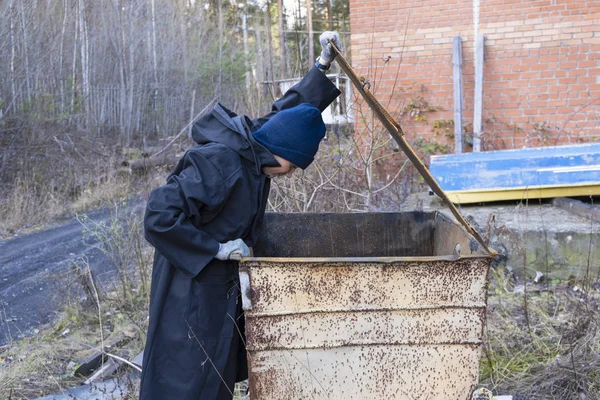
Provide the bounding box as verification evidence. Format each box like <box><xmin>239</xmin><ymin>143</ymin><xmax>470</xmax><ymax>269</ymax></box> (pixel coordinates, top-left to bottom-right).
<box><xmin>473</xmin><ymin>34</ymin><xmax>485</xmax><ymax>152</ymax></box>
<box><xmin>452</xmin><ymin>36</ymin><xmax>464</xmax><ymax>154</ymax></box>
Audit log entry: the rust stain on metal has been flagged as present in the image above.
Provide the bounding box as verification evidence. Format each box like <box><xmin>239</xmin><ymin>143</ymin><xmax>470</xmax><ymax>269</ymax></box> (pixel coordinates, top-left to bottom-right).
<box><xmin>239</xmin><ymin>212</ymin><xmax>493</xmax><ymax>399</ymax></box>
<box><xmin>243</xmin><ymin>259</ymin><xmax>488</xmax><ymax>316</ymax></box>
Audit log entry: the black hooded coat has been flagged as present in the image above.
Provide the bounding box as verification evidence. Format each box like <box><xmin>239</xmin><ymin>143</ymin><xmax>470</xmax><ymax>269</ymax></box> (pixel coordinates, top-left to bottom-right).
<box><xmin>139</xmin><ymin>67</ymin><xmax>340</xmax><ymax>400</ymax></box>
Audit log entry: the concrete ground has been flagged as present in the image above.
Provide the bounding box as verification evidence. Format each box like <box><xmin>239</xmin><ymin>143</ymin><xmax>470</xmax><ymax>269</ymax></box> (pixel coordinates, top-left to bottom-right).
<box><xmin>412</xmin><ymin>192</ymin><xmax>600</xmax><ymax>280</ymax></box>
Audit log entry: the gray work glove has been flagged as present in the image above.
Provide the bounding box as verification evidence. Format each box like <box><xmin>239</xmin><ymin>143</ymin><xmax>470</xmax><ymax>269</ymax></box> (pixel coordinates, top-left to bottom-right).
<box><xmin>215</xmin><ymin>238</ymin><xmax>250</xmax><ymax>260</ymax></box>
<box><xmin>319</xmin><ymin>31</ymin><xmax>342</xmax><ymax>64</ymax></box>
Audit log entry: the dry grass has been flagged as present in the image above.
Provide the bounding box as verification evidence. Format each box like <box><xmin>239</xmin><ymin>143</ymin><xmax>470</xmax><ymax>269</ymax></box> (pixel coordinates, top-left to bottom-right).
<box><xmin>482</xmin><ymin>267</ymin><xmax>600</xmax><ymax>399</ymax></box>
<box><xmin>0</xmin><ymin>285</ymin><xmax>147</xmax><ymax>399</ymax></box>
<box><xmin>70</xmin><ymin>174</ymin><xmax>133</xmax><ymax>214</ymax></box>
<box><xmin>0</xmin><ymin>175</ymin><xmax>68</xmax><ymax>235</ymax></box>
<box><xmin>0</xmin><ymin>120</ymin><xmax>170</xmax><ymax>237</ymax></box>
<box><xmin>0</xmin><ymin>172</ymin><xmax>140</xmax><ymax>236</ymax></box>
<box><xmin>0</xmin><ymin>334</ymin><xmax>83</xmax><ymax>399</ymax></box>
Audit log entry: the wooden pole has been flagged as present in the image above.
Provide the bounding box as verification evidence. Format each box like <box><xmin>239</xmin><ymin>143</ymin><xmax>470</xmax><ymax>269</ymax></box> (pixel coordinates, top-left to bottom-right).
<box><xmin>306</xmin><ymin>0</ymin><xmax>314</xmax><ymax>68</ymax></box>
<box><xmin>473</xmin><ymin>34</ymin><xmax>485</xmax><ymax>152</ymax></box>
<box><xmin>452</xmin><ymin>36</ymin><xmax>464</xmax><ymax>154</ymax></box>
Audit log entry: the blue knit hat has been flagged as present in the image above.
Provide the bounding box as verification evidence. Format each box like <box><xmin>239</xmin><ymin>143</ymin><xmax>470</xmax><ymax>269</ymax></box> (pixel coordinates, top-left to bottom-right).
<box><xmin>252</xmin><ymin>103</ymin><xmax>326</xmax><ymax>169</ymax></box>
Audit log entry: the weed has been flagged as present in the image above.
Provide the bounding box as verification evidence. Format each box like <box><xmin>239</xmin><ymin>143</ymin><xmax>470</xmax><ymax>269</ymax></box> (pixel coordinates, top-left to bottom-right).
<box><xmin>411</xmin><ymin>137</ymin><xmax>450</xmax><ymax>157</ymax></box>
<box><xmin>482</xmin><ymin>267</ymin><xmax>600</xmax><ymax>399</ymax></box>
<box><xmin>77</xmin><ymin>207</ymin><xmax>152</xmax><ymax>333</ymax></box>
<box><xmin>401</xmin><ymin>94</ymin><xmax>440</xmax><ymax>123</ymax></box>
<box><xmin>529</xmin><ymin>121</ymin><xmax>557</xmax><ymax>147</ymax></box>
<box><xmin>431</xmin><ymin>119</ymin><xmax>454</xmax><ymax>139</ymax></box>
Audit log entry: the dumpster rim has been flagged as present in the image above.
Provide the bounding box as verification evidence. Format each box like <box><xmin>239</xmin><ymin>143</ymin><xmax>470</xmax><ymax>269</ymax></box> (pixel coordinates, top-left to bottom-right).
<box><xmin>236</xmin><ymin>254</ymin><xmax>493</xmax><ymax>263</ymax></box>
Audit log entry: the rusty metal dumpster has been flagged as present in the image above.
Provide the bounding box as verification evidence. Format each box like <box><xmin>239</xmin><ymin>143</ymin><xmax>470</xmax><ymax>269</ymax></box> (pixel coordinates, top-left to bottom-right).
<box><xmin>239</xmin><ymin>211</ymin><xmax>493</xmax><ymax>400</ymax></box>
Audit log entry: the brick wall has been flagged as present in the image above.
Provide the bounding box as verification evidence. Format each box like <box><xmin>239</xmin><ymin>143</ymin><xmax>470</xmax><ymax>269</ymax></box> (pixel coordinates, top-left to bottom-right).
<box><xmin>348</xmin><ymin>0</ymin><xmax>600</xmax><ymax>151</ymax></box>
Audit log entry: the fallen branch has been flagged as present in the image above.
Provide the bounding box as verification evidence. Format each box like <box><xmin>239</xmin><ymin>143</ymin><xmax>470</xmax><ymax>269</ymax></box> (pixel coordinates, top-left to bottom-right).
<box><xmin>84</xmin><ymin>358</ymin><xmax>122</xmax><ymax>384</ymax></box>
<box><xmin>151</xmin><ymin>98</ymin><xmax>217</xmax><ymax>159</ymax></box>
<box><xmin>120</xmin><ymin>98</ymin><xmax>217</xmax><ymax>172</ymax></box>
<box><xmin>68</xmin><ymin>335</ymin><xmax>142</xmax><ymax>377</ymax></box>
<box><xmin>123</xmin><ymin>154</ymin><xmax>180</xmax><ymax>171</ymax></box>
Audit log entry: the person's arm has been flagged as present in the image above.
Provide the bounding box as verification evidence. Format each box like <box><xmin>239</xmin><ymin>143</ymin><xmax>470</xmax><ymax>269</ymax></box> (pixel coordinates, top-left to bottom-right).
<box><xmin>253</xmin><ymin>32</ymin><xmax>343</xmax><ymax>127</ymax></box>
<box><xmin>143</xmin><ymin>150</ymin><xmax>224</xmax><ymax>278</ymax></box>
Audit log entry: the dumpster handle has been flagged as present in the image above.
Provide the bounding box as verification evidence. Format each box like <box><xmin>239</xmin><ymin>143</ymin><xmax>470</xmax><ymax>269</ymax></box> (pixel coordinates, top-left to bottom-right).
<box><xmin>329</xmin><ymin>41</ymin><xmax>498</xmax><ymax>257</ymax></box>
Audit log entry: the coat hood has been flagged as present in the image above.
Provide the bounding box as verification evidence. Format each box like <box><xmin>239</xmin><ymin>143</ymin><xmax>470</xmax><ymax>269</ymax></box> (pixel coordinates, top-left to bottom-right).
<box><xmin>191</xmin><ymin>103</ymin><xmax>279</xmax><ymax>173</ymax></box>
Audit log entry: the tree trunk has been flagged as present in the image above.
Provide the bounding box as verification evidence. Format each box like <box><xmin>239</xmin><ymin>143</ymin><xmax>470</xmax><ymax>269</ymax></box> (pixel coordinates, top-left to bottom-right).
<box><xmin>241</xmin><ymin>11</ymin><xmax>251</xmax><ymax>94</ymax></box>
<box><xmin>295</xmin><ymin>0</ymin><xmax>304</xmax><ymax>74</ymax></box>
<box><xmin>254</xmin><ymin>18</ymin><xmax>265</xmax><ymax>100</ymax></box>
<box><xmin>108</xmin><ymin>0</ymin><xmax>128</xmax><ymax>144</ymax></box>
<box><xmin>9</xmin><ymin>0</ymin><xmax>17</xmax><ymax>113</ymax></box>
<box><xmin>150</xmin><ymin>0</ymin><xmax>158</xmax><ymax>86</ymax></box>
<box><xmin>19</xmin><ymin>0</ymin><xmax>32</xmax><ymax>103</ymax></box>
<box><xmin>265</xmin><ymin>1</ymin><xmax>277</xmax><ymax>99</ymax></box>
<box><xmin>59</xmin><ymin>0</ymin><xmax>69</xmax><ymax>114</ymax></box>
<box><xmin>118</xmin><ymin>8</ymin><xmax>127</xmax><ymax>143</ymax></box>
<box><xmin>305</xmin><ymin>0</ymin><xmax>314</xmax><ymax>68</ymax></box>
<box><xmin>217</xmin><ymin>0</ymin><xmax>223</xmax><ymax>96</ymax></box>
<box><xmin>277</xmin><ymin>0</ymin><xmax>288</xmax><ymax>78</ymax></box>
<box><xmin>71</xmin><ymin>3</ymin><xmax>79</xmax><ymax>115</ymax></box>
<box><xmin>126</xmin><ymin>2</ymin><xmax>136</xmax><ymax>145</ymax></box>
<box><xmin>78</xmin><ymin>0</ymin><xmax>90</xmax><ymax>128</ymax></box>
<box><xmin>179</xmin><ymin>0</ymin><xmax>189</xmax><ymax>83</ymax></box>
<box><xmin>150</xmin><ymin>0</ymin><xmax>160</xmax><ymax>142</ymax></box>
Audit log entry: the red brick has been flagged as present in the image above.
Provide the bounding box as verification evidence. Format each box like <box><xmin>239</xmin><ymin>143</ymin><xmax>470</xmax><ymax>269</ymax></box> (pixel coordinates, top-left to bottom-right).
<box><xmin>349</xmin><ymin>0</ymin><xmax>597</xmax><ymax>146</ymax></box>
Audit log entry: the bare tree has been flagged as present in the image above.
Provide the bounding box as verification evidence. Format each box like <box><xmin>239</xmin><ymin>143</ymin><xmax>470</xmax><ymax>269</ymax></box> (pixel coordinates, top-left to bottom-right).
<box><xmin>150</xmin><ymin>0</ymin><xmax>159</xmax><ymax>87</ymax></box>
<box><xmin>0</xmin><ymin>0</ymin><xmax>343</xmax><ymax>145</ymax></box>
<box><xmin>58</xmin><ymin>0</ymin><xmax>69</xmax><ymax>113</ymax></box>
<box><xmin>306</xmin><ymin>0</ymin><xmax>314</xmax><ymax>67</ymax></box>
<box><xmin>19</xmin><ymin>0</ymin><xmax>32</xmax><ymax>103</ymax></box>
<box><xmin>9</xmin><ymin>0</ymin><xmax>17</xmax><ymax>113</ymax></box>
<box><xmin>78</xmin><ymin>0</ymin><xmax>90</xmax><ymax>126</ymax></box>
<box><xmin>217</xmin><ymin>0</ymin><xmax>224</xmax><ymax>96</ymax></box>
<box><xmin>277</xmin><ymin>0</ymin><xmax>288</xmax><ymax>78</ymax></box>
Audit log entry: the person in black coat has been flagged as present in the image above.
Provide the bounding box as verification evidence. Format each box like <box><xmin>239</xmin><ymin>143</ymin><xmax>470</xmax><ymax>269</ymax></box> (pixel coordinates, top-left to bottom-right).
<box><xmin>139</xmin><ymin>32</ymin><xmax>342</xmax><ymax>400</ymax></box>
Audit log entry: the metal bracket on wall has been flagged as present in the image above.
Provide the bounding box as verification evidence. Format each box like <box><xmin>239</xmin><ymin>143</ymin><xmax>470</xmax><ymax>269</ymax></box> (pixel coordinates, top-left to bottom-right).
<box><xmin>329</xmin><ymin>41</ymin><xmax>497</xmax><ymax>257</ymax></box>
